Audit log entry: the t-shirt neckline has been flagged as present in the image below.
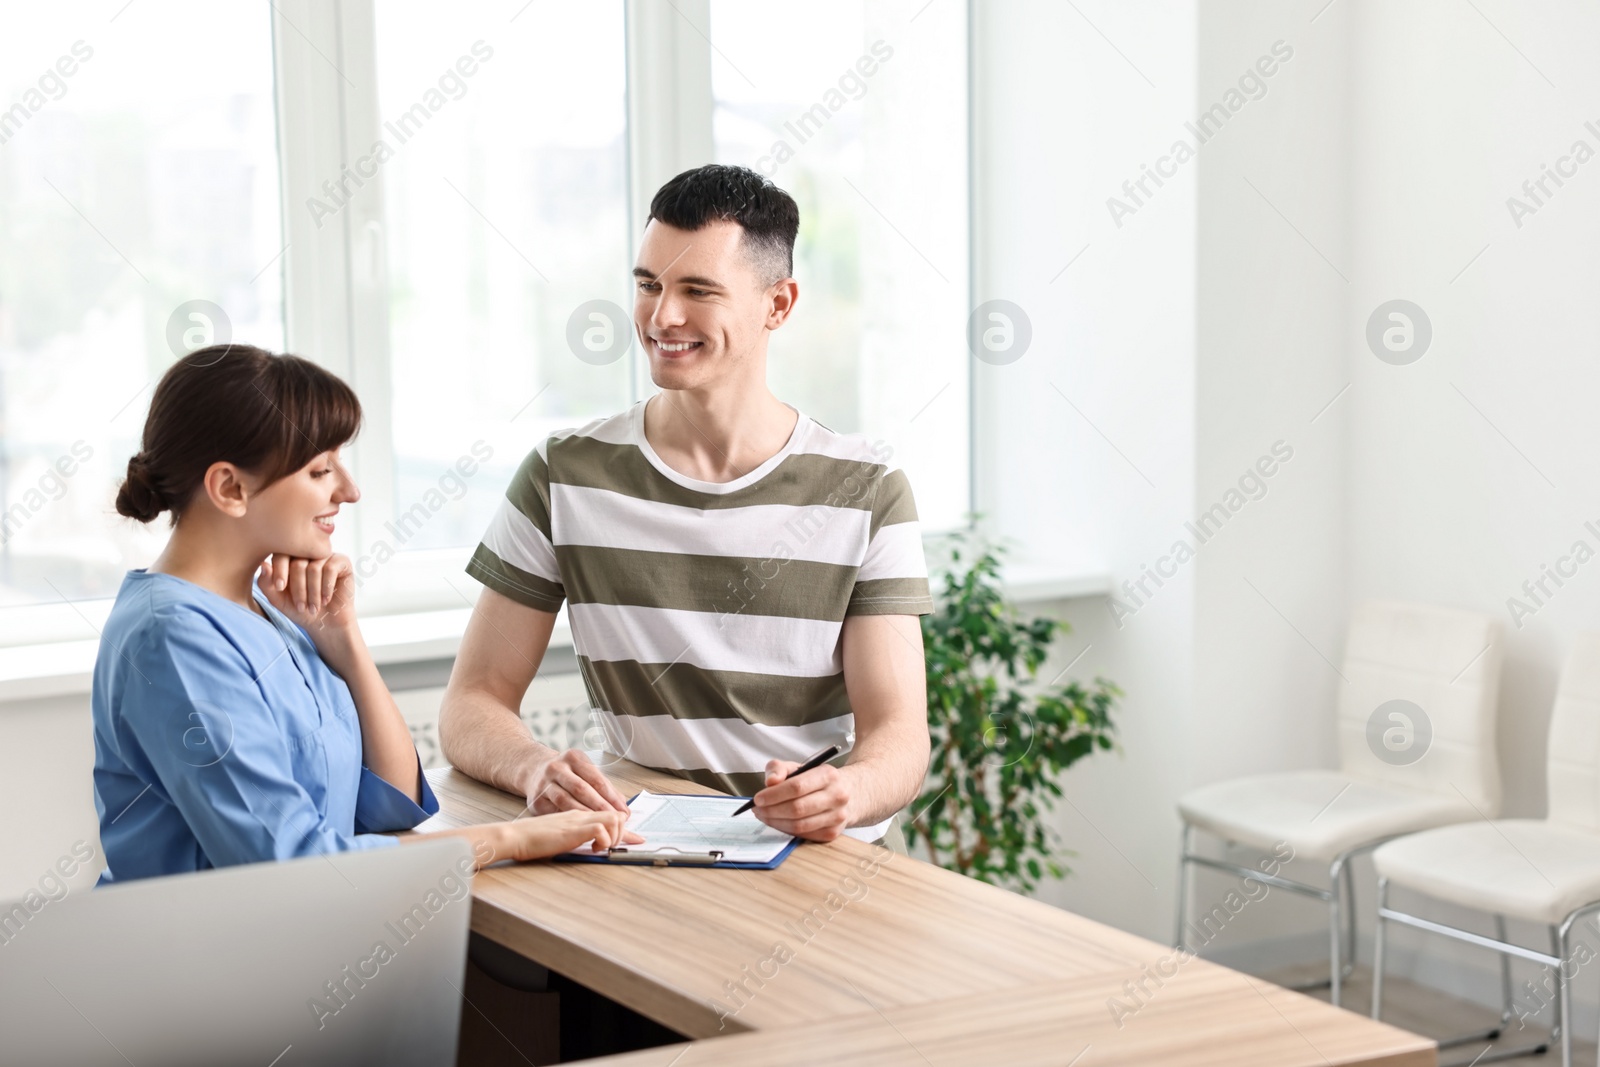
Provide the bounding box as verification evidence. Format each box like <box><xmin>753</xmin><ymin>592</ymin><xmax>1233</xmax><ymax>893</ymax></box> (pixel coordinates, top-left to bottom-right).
<box><xmin>630</xmin><ymin>399</ymin><xmax>809</xmax><ymax>495</ymax></box>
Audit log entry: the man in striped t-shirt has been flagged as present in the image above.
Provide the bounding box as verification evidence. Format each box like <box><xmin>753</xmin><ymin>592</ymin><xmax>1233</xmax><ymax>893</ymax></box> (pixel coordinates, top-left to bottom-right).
<box><xmin>440</xmin><ymin>165</ymin><xmax>931</xmax><ymax>845</ymax></box>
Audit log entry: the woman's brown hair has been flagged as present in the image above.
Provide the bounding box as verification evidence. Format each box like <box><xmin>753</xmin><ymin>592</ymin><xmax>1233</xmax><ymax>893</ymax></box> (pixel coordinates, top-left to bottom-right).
<box><xmin>115</xmin><ymin>344</ymin><xmax>362</xmax><ymax>525</ymax></box>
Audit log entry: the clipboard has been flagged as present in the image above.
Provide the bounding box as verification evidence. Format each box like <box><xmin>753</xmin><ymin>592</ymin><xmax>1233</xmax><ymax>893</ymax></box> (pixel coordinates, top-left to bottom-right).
<box><xmin>552</xmin><ymin>792</ymin><xmax>803</xmax><ymax>870</ymax></box>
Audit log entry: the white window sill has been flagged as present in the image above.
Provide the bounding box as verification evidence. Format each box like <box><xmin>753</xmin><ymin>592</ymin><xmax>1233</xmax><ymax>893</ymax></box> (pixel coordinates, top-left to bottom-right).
<box><xmin>0</xmin><ymin>566</ymin><xmax>1108</xmax><ymax>706</ymax></box>
<box><xmin>1000</xmin><ymin>563</ymin><xmax>1114</xmax><ymax>604</ymax></box>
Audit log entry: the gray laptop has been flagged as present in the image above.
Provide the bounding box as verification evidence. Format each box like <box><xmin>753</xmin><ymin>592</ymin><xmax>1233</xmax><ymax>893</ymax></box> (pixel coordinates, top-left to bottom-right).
<box><xmin>0</xmin><ymin>838</ymin><xmax>473</xmax><ymax>1066</ymax></box>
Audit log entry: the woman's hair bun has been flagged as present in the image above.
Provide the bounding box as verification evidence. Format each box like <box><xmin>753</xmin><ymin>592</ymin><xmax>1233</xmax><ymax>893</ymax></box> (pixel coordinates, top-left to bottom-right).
<box><xmin>115</xmin><ymin>452</ymin><xmax>166</xmax><ymax>523</ymax></box>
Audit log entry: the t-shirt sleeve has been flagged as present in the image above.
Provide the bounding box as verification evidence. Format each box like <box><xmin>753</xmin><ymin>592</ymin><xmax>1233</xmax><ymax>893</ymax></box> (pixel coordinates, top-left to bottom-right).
<box><xmin>465</xmin><ymin>437</ymin><xmax>566</xmax><ymax>613</ymax></box>
<box><xmin>847</xmin><ymin>466</ymin><xmax>934</xmax><ymax>616</ymax></box>
<box><xmin>117</xmin><ymin>612</ymin><xmax>402</xmax><ymax>867</ymax></box>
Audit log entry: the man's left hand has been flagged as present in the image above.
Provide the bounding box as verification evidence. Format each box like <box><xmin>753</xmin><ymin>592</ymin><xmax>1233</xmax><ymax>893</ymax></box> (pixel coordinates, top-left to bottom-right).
<box><xmin>751</xmin><ymin>759</ymin><xmax>852</xmax><ymax>841</ymax></box>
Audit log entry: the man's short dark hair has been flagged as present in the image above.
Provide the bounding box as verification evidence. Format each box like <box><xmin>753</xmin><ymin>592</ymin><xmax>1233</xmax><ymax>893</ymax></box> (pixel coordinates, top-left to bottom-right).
<box><xmin>648</xmin><ymin>164</ymin><xmax>799</xmax><ymax>286</ymax></box>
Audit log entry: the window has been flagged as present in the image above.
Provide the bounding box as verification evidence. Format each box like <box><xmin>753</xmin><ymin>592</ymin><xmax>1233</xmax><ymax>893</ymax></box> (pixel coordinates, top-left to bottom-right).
<box><xmin>373</xmin><ymin>2</ymin><xmax>631</xmax><ymax>556</ymax></box>
<box><xmin>709</xmin><ymin>0</ymin><xmax>970</xmax><ymax>532</ymax></box>
<box><xmin>0</xmin><ymin>0</ymin><xmax>970</xmax><ymax>646</ymax></box>
<box><xmin>0</xmin><ymin>3</ymin><xmax>282</xmax><ymax>634</ymax></box>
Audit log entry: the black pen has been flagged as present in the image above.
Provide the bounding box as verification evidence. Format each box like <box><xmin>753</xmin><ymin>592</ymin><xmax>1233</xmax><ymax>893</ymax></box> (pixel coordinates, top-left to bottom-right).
<box><xmin>731</xmin><ymin>744</ymin><xmax>842</xmax><ymax>817</ymax></box>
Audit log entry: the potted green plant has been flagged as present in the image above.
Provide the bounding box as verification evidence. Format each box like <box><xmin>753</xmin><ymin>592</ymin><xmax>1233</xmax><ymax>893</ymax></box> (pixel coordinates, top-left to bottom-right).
<box><xmin>905</xmin><ymin>528</ymin><xmax>1121</xmax><ymax>893</ymax></box>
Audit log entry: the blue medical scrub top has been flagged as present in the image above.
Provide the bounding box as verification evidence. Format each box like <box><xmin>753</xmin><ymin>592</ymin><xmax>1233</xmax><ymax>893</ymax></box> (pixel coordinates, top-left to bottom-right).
<box><xmin>91</xmin><ymin>569</ymin><xmax>438</xmax><ymax>885</ymax></box>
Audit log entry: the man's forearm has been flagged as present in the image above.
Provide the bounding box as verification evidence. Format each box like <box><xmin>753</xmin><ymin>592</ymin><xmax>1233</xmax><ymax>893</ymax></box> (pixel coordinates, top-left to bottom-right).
<box><xmin>841</xmin><ymin>724</ymin><xmax>930</xmax><ymax>827</ymax></box>
<box><xmin>438</xmin><ymin>687</ymin><xmax>552</xmax><ymax>799</ymax></box>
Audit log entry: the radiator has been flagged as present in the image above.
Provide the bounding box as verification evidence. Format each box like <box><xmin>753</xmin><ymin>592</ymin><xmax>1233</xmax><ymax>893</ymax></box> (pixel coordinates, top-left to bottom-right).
<box><xmin>391</xmin><ymin>671</ymin><xmax>598</xmax><ymax>771</ymax></box>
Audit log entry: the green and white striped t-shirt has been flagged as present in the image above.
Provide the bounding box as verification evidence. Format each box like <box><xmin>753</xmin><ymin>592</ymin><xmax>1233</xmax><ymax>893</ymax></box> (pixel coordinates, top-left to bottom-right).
<box><xmin>465</xmin><ymin>401</ymin><xmax>932</xmax><ymax>841</ymax></box>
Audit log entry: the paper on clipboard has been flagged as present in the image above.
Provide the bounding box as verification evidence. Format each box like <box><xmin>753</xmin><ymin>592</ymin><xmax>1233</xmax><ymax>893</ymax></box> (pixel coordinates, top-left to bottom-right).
<box><xmin>567</xmin><ymin>791</ymin><xmax>796</xmax><ymax>864</ymax></box>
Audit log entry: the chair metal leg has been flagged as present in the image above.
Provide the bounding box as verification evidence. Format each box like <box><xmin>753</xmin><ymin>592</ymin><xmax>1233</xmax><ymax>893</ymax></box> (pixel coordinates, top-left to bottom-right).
<box><xmin>1434</xmin><ymin>919</ymin><xmax>1548</xmax><ymax>1063</ymax></box>
<box><xmin>1553</xmin><ymin>925</ymin><xmax>1570</xmax><ymax>1067</ymax></box>
<box><xmin>1444</xmin><ymin>1039</ymin><xmax>1554</xmax><ymax>1064</ymax></box>
<box><xmin>1376</xmin><ymin>893</ymin><xmax>1550</xmax><ymax>1063</ymax></box>
<box><xmin>1438</xmin><ymin>1029</ymin><xmax>1515</xmax><ymax>1051</ymax></box>
<box><xmin>1374</xmin><ymin>898</ymin><xmax>1600</xmax><ymax>1067</ymax></box>
<box><xmin>1496</xmin><ymin>914</ymin><xmax>1513</xmax><ymax>1028</ymax></box>
<box><xmin>1180</xmin><ymin>830</ymin><xmax>1385</xmax><ymax>1007</ymax></box>
<box><xmin>1438</xmin><ymin>915</ymin><xmax>1511</xmax><ymax>1049</ymax></box>
<box><xmin>1342</xmin><ymin>857</ymin><xmax>1358</xmax><ymax>974</ymax></box>
<box><xmin>1329</xmin><ymin>855</ymin><xmax>1346</xmax><ymax>1007</ymax></box>
<box><xmin>1174</xmin><ymin>823</ymin><xmax>1194</xmax><ymax>951</ymax></box>
<box><xmin>1371</xmin><ymin>877</ymin><xmax>1388</xmax><ymax>1020</ymax></box>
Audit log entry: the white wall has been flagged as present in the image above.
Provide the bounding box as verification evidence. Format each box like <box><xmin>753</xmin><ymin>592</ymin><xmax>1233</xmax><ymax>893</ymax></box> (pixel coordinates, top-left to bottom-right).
<box><xmin>972</xmin><ymin>0</ymin><xmax>1354</xmax><ymax>956</ymax></box>
<box><xmin>972</xmin><ymin>0</ymin><xmax>1198</xmax><ymax>942</ymax></box>
<box><xmin>1193</xmin><ymin>0</ymin><xmax>1347</xmax><ymax>804</ymax></box>
<box><xmin>1344</xmin><ymin>0</ymin><xmax>1600</xmax><ymax>1024</ymax></box>
<box><xmin>1187</xmin><ymin>0</ymin><xmax>1353</xmax><ymax>957</ymax></box>
<box><xmin>1348</xmin><ymin>0</ymin><xmax>1600</xmax><ymax>821</ymax></box>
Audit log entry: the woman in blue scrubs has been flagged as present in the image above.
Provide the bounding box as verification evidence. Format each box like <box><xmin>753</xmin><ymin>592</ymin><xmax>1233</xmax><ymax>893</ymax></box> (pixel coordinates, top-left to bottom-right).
<box><xmin>93</xmin><ymin>344</ymin><xmax>636</xmax><ymax>883</ymax></box>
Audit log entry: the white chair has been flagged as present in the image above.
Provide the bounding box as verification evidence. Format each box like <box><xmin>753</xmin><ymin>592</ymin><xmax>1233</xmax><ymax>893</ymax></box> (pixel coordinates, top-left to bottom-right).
<box><xmin>1372</xmin><ymin>630</ymin><xmax>1600</xmax><ymax>1067</ymax></box>
<box><xmin>1176</xmin><ymin>600</ymin><xmax>1504</xmax><ymax>1007</ymax></box>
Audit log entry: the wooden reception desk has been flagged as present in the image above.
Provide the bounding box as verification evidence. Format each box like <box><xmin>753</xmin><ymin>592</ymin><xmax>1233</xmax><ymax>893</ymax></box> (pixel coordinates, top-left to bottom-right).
<box><xmin>418</xmin><ymin>762</ymin><xmax>1434</xmax><ymax>1066</ymax></box>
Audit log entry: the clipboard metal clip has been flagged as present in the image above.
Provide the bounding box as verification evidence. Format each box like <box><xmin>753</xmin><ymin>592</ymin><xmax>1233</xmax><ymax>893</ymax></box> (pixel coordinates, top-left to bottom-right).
<box><xmin>605</xmin><ymin>847</ymin><xmax>726</xmax><ymax>867</ymax></box>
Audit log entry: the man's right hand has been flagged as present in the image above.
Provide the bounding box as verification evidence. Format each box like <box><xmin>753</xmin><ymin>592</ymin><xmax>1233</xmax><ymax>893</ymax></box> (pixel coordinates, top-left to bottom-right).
<box><xmin>521</xmin><ymin>747</ymin><xmax>632</xmax><ymax>814</ymax></box>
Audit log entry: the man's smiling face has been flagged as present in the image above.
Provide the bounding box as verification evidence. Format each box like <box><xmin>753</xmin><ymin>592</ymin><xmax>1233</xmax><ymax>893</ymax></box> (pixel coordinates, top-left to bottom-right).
<box><xmin>632</xmin><ymin>218</ymin><xmax>786</xmax><ymax>392</ymax></box>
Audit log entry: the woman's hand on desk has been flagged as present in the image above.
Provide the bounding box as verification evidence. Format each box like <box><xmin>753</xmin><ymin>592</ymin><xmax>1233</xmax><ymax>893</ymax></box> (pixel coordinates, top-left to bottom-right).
<box><xmin>485</xmin><ymin>811</ymin><xmax>643</xmax><ymax>864</ymax></box>
<box><xmin>415</xmin><ymin>810</ymin><xmax>643</xmax><ymax>868</ymax></box>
